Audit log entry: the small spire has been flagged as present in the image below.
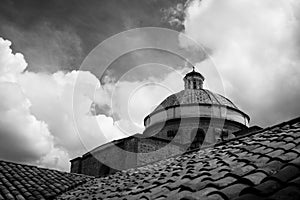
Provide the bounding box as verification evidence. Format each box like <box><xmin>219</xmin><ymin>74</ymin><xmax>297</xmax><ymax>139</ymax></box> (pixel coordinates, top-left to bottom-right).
<box><xmin>192</xmin><ymin>66</ymin><xmax>195</xmax><ymax>72</ymax></box>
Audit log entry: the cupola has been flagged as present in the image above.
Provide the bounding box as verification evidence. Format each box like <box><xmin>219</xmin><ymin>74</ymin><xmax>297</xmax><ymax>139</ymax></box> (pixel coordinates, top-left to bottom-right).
<box><xmin>183</xmin><ymin>67</ymin><xmax>205</xmax><ymax>90</ymax></box>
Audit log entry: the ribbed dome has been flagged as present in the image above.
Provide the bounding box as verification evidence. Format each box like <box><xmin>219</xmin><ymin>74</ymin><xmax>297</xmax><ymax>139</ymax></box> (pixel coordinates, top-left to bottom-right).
<box><xmin>144</xmin><ymin>68</ymin><xmax>249</xmax><ymax>136</ymax></box>
<box><xmin>153</xmin><ymin>89</ymin><xmax>238</xmax><ymax>112</ymax></box>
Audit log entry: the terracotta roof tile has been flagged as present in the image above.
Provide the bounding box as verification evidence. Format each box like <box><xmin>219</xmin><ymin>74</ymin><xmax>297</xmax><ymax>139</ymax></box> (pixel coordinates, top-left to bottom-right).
<box><xmin>233</xmin><ymin>193</ymin><xmax>265</xmax><ymax>200</ymax></box>
<box><xmin>52</xmin><ymin>117</ymin><xmax>300</xmax><ymax>199</ymax></box>
<box><xmin>270</xmin><ymin>186</ymin><xmax>300</xmax><ymax>200</ymax></box>
<box><xmin>289</xmin><ymin>176</ymin><xmax>300</xmax><ymax>187</ymax></box>
<box><xmin>266</xmin><ymin>164</ymin><xmax>300</xmax><ymax>183</ymax></box>
<box><xmin>0</xmin><ymin>118</ymin><xmax>300</xmax><ymax>200</ymax></box>
<box><xmin>0</xmin><ymin>160</ymin><xmax>93</xmax><ymax>200</ymax></box>
<box><xmin>220</xmin><ymin>183</ymin><xmax>249</xmax><ymax>199</ymax></box>
<box><xmin>243</xmin><ymin>172</ymin><xmax>268</xmax><ymax>185</ymax></box>
<box><xmin>290</xmin><ymin>156</ymin><xmax>300</xmax><ymax>167</ymax></box>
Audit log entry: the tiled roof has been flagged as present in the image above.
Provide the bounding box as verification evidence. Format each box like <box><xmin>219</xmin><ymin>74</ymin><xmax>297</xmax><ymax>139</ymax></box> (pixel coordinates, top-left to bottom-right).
<box><xmin>58</xmin><ymin>116</ymin><xmax>300</xmax><ymax>200</ymax></box>
<box><xmin>0</xmin><ymin>160</ymin><xmax>93</xmax><ymax>200</ymax></box>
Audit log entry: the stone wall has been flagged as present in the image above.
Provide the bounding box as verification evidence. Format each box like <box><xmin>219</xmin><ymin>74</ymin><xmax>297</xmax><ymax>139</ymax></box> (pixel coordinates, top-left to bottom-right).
<box><xmin>91</xmin><ymin>140</ymin><xmax>138</xmax><ymax>173</ymax></box>
<box><xmin>80</xmin><ymin>155</ymin><xmax>101</xmax><ymax>176</ymax></box>
<box><xmin>70</xmin><ymin>157</ymin><xmax>81</xmax><ymax>174</ymax></box>
<box><xmin>137</xmin><ymin>138</ymin><xmax>184</xmax><ymax>166</ymax></box>
<box><xmin>69</xmin><ymin>136</ymin><xmax>184</xmax><ymax>177</ymax></box>
<box><xmin>70</xmin><ymin>137</ymin><xmax>138</xmax><ymax>177</ymax></box>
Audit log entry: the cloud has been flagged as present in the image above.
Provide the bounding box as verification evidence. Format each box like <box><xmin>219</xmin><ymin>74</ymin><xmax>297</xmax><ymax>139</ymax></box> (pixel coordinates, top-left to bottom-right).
<box><xmin>95</xmin><ymin>64</ymin><xmax>188</xmax><ymax>134</ymax></box>
<box><xmin>180</xmin><ymin>0</ymin><xmax>300</xmax><ymax>126</ymax></box>
<box><xmin>161</xmin><ymin>2</ymin><xmax>186</xmax><ymax>30</ymax></box>
<box><xmin>15</xmin><ymin>66</ymin><xmax>131</xmax><ymax>170</ymax></box>
<box><xmin>0</xmin><ymin>82</ymin><xmax>52</xmax><ymax>161</ymax></box>
<box><xmin>0</xmin><ymin>37</ymin><xmax>128</xmax><ymax>171</ymax></box>
<box><xmin>0</xmin><ymin>38</ymin><xmax>54</xmax><ymax>164</ymax></box>
<box><xmin>0</xmin><ymin>38</ymin><xmax>27</xmax><ymax>81</ymax></box>
<box><xmin>0</xmin><ymin>36</ymin><xmax>193</xmax><ymax>171</ymax></box>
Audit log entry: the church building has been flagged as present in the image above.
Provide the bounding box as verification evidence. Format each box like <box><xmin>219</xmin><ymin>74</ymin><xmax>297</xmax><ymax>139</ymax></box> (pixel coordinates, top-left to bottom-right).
<box><xmin>70</xmin><ymin>68</ymin><xmax>258</xmax><ymax>177</ymax></box>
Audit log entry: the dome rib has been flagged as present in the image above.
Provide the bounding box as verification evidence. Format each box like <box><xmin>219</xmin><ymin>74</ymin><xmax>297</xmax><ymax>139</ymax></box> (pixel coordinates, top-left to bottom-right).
<box><xmin>153</xmin><ymin>89</ymin><xmax>239</xmax><ymax>113</ymax></box>
<box><xmin>203</xmin><ymin>89</ymin><xmax>221</xmax><ymax>105</ymax></box>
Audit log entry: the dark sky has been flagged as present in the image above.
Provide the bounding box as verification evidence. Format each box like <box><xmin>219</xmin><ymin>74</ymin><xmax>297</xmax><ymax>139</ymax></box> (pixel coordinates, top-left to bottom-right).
<box><xmin>0</xmin><ymin>0</ymin><xmax>186</xmax><ymax>73</ymax></box>
<box><xmin>2</xmin><ymin>0</ymin><xmax>298</xmax><ymax>129</ymax></box>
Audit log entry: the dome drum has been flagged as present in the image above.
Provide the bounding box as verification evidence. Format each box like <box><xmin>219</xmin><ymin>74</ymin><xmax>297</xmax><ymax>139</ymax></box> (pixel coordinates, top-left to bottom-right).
<box><xmin>143</xmin><ymin>116</ymin><xmax>245</xmax><ymax>146</ymax></box>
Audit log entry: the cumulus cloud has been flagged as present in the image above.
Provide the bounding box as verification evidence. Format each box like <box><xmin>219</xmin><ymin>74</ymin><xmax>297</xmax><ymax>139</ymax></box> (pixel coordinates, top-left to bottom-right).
<box><xmin>0</xmin><ymin>38</ymin><xmax>54</xmax><ymax>164</ymax></box>
<box><xmin>180</xmin><ymin>0</ymin><xmax>300</xmax><ymax>126</ymax></box>
<box><xmin>0</xmin><ymin>37</ymin><xmax>128</xmax><ymax>171</ymax></box>
<box><xmin>0</xmin><ymin>36</ymin><xmax>194</xmax><ymax>171</ymax></box>
<box><xmin>0</xmin><ymin>39</ymin><xmax>27</xmax><ymax>81</ymax></box>
<box><xmin>96</xmin><ymin>64</ymin><xmax>188</xmax><ymax>134</ymax></box>
<box><xmin>161</xmin><ymin>2</ymin><xmax>186</xmax><ymax>30</ymax></box>
<box><xmin>0</xmin><ymin>82</ymin><xmax>52</xmax><ymax>161</ymax></box>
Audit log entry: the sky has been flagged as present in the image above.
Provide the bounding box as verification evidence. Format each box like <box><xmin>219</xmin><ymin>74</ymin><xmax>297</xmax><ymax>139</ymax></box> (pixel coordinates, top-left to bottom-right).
<box><xmin>0</xmin><ymin>0</ymin><xmax>300</xmax><ymax>171</ymax></box>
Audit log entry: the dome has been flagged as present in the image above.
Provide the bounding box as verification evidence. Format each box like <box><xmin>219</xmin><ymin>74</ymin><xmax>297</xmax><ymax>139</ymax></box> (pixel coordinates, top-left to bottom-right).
<box><xmin>153</xmin><ymin>89</ymin><xmax>238</xmax><ymax>113</ymax></box>
<box><xmin>143</xmin><ymin>68</ymin><xmax>250</xmax><ymax>133</ymax></box>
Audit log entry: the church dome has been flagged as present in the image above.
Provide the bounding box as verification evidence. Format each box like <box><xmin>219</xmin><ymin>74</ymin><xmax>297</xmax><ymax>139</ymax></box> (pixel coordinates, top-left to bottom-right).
<box><xmin>153</xmin><ymin>89</ymin><xmax>238</xmax><ymax>113</ymax></box>
<box><xmin>143</xmin><ymin>68</ymin><xmax>250</xmax><ymax>135</ymax></box>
